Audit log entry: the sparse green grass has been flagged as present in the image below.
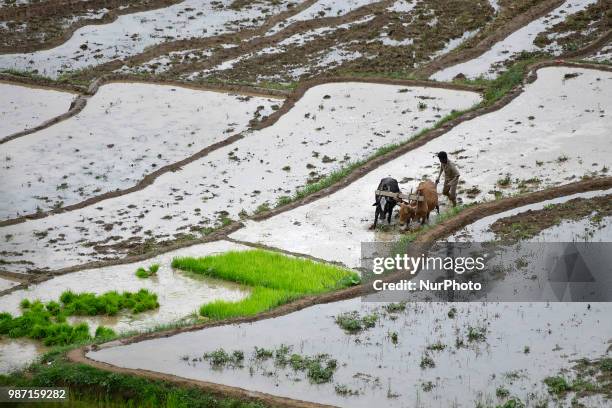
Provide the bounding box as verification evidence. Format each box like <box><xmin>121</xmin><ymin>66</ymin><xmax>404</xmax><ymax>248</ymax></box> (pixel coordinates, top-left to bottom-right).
<box><xmin>497</xmin><ymin>174</ymin><xmax>512</xmax><ymax>187</ymax></box>
<box><xmin>172</xmin><ymin>250</ymin><xmax>359</xmax><ymax>319</ymax></box>
<box><xmin>0</xmin><ymin>355</ymin><xmax>266</xmax><ymax>408</ymax></box>
<box><xmin>543</xmin><ymin>376</ymin><xmax>572</xmax><ymax>395</ymax></box>
<box><xmin>0</xmin><ymin>289</ymin><xmax>158</xmax><ymax>346</ymax></box>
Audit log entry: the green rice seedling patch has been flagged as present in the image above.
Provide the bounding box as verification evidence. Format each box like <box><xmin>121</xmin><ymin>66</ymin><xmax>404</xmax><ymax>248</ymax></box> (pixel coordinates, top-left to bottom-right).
<box><xmin>135</xmin><ymin>263</ymin><xmax>160</xmax><ymax>278</ymax></box>
<box><xmin>172</xmin><ymin>249</ymin><xmax>359</xmax><ymax>320</ymax></box>
<box><xmin>0</xmin><ymin>289</ymin><xmax>158</xmax><ymax>346</ymax></box>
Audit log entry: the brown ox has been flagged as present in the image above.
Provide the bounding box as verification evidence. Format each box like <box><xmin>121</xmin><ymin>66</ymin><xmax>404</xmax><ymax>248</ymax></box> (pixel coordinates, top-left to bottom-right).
<box><xmin>399</xmin><ymin>180</ymin><xmax>439</xmax><ymax>228</ymax></box>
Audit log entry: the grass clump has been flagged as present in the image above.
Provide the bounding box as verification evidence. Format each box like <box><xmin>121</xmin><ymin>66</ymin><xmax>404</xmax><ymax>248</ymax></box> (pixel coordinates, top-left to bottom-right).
<box><xmin>253</xmin><ymin>346</ymin><xmax>273</xmax><ymax>360</ymax></box>
<box><xmin>467</xmin><ymin>326</ymin><xmax>487</xmax><ymax>342</ymax></box>
<box><xmin>202</xmin><ymin>349</ymin><xmax>244</xmax><ymax>368</ymax></box>
<box><xmin>0</xmin><ymin>289</ymin><xmax>158</xmax><ymax>346</ymax></box>
<box><xmin>383</xmin><ymin>302</ymin><xmax>406</xmax><ymax>313</ymax></box>
<box><xmin>287</xmin><ymin>353</ymin><xmax>337</xmax><ymax>384</ymax></box>
<box><xmin>426</xmin><ymin>341</ymin><xmax>446</xmax><ymax>351</ymax></box>
<box><xmin>60</xmin><ymin>289</ymin><xmax>159</xmax><ymax>315</ymax></box>
<box><xmin>135</xmin><ymin>263</ymin><xmax>160</xmax><ymax>278</ymax></box>
<box><xmin>172</xmin><ymin>249</ymin><xmax>359</xmax><ymax>320</ymax></box>
<box><xmin>335</xmin><ymin>311</ymin><xmax>378</xmax><ymax>333</ymax></box>
<box><xmin>543</xmin><ymin>376</ymin><xmax>571</xmax><ymax>395</ymax></box>
<box><xmin>335</xmin><ymin>384</ymin><xmax>359</xmax><ymax>396</ymax></box>
<box><xmin>420</xmin><ymin>354</ymin><xmax>436</xmax><ymax>369</ymax></box>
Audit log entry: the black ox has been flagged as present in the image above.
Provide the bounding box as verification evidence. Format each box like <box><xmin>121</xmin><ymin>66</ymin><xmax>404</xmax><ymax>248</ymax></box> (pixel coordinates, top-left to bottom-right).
<box><xmin>370</xmin><ymin>177</ymin><xmax>400</xmax><ymax>229</ymax></box>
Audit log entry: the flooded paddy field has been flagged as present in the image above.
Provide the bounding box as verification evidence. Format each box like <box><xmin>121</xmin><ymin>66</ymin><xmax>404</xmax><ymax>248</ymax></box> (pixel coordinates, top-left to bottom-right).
<box><xmin>1</xmin><ymin>82</ymin><xmax>278</xmax><ymax>219</ymax></box>
<box><xmin>0</xmin><ymin>83</ymin><xmax>479</xmax><ymax>272</ymax></box>
<box><xmin>88</xmin><ymin>298</ymin><xmax>611</xmax><ymax>407</ymax></box>
<box><xmin>233</xmin><ymin>67</ymin><xmax>612</xmax><ymax>267</ymax></box>
<box><xmin>0</xmin><ymin>0</ymin><xmax>297</xmax><ymax>78</ymax></box>
<box><xmin>177</xmin><ymin>0</ymin><xmax>496</xmax><ymax>84</ymax></box>
<box><xmin>431</xmin><ymin>0</ymin><xmax>602</xmax><ymax>80</ymax></box>
<box><xmin>86</xmin><ymin>186</ymin><xmax>612</xmax><ymax>407</ymax></box>
<box><xmin>0</xmin><ymin>0</ymin><xmax>187</xmax><ymax>52</ymax></box>
<box><xmin>0</xmin><ymin>82</ymin><xmax>75</xmax><ymax>139</ymax></box>
<box><xmin>0</xmin><ymin>0</ymin><xmax>611</xmax><ymax>404</ymax></box>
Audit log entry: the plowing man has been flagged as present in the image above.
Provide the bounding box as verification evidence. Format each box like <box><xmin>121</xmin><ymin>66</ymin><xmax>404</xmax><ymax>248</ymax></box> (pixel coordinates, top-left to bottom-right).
<box><xmin>435</xmin><ymin>151</ymin><xmax>459</xmax><ymax>207</ymax></box>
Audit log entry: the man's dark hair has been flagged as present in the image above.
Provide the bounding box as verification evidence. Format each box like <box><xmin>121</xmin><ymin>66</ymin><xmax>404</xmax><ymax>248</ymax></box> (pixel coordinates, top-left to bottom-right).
<box><xmin>437</xmin><ymin>151</ymin><xmax>448</xmax><ymax>163</ymax></box>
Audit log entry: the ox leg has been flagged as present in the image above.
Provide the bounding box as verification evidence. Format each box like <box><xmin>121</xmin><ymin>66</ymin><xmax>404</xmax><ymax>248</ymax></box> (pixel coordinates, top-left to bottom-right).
<box><xmin>436</xmin><ymin>205</ymin><xmax>440</xmax><ymax>214</ymax></box>
<box><xmin>371</xmin><ymin>207</ymin><xmax>380</xmax><ymax>229</ymax></box>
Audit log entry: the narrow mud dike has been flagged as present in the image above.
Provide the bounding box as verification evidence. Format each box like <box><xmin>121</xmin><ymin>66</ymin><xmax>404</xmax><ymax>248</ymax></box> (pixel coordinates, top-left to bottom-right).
<box><xmin>67</xmin><ymin>176</ymin><xmax>612</xmax><ymax>408</ymax></box>
<box><xmin>2</xmin><ymin>61</ymin><xmax>609</xmax><ymax>277</ymax></box>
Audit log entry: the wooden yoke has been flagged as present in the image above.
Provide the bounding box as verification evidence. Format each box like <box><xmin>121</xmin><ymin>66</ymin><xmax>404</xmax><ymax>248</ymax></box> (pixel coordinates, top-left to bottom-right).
<box><xmin>375</xmin><ymin>190</ymin><xmax>424</xmax><ymax>203</ymax></box>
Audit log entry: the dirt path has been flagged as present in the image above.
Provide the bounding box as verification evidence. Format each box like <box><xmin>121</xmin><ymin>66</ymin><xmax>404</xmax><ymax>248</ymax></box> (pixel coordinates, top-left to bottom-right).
<box><xmin>66</xmin><ymin>176</ymin><xmax>612</xmax><ymax>408</ymax></box>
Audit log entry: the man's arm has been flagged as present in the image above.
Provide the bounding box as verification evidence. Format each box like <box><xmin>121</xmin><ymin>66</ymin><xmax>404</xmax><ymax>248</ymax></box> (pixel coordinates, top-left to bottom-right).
<box><xmin>435</xmin><ymin>164</ymin><xmax>443</xmax><ymax>184</ymax></box>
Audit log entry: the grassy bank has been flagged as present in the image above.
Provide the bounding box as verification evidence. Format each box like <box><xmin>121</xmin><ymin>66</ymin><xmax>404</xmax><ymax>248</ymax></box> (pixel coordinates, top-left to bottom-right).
<box><xmin>172</xmin><ymin>249</ymin><xmax>359</xmax><ymax>319</ymax></box>
<box><xmin>0</xmin><ymin>353</ymin><xmax>266</xmax><ymax>408</ymax></box>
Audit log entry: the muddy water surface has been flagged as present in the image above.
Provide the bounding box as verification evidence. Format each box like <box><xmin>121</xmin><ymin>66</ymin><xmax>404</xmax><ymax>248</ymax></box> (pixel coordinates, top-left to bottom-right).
<box><xmin>0</xmin><ymin>338</ymin><xmax>47</xmax><ymax>374</ymax></box>
<box><xmin>89</xmin><ymin>298</ymin><xmax>611</xmax><ymax>407</ymax></box>
<box><xmin>1</xmin><ymin>83</ymin><xmax>278</xmax><ymax>219</ymax></box>
<box><xmin>0</xmin><ymin>83</ymin><xmax>75</xmax><ymax>138</ymax></box>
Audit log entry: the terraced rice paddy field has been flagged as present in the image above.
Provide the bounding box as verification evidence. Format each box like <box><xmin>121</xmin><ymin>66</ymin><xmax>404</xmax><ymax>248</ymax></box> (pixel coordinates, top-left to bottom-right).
<box><xmin>0</xmin><ymin>0</ymin><xmax>610</xmax><ymax>406</ymax></box>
